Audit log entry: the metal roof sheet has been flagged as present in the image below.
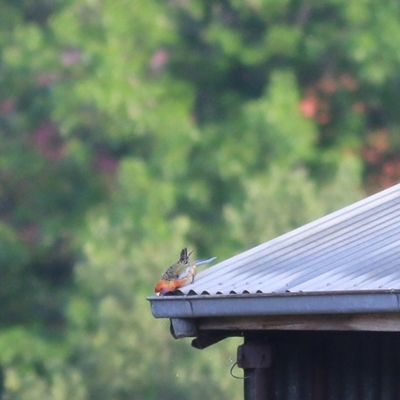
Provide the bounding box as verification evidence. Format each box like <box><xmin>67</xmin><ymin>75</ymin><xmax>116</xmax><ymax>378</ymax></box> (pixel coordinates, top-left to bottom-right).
<box><xmin>177</xmin><ymin>183</ymin><xmax>400</xmax><ymax>296</ymax></box>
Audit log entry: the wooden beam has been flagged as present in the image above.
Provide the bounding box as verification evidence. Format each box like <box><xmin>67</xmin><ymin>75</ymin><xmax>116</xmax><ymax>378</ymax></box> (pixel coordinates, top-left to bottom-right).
<box><xmin>198</xmin><ymin>313</ymin><xmax>400</xmax><ymax>332</ymax></box>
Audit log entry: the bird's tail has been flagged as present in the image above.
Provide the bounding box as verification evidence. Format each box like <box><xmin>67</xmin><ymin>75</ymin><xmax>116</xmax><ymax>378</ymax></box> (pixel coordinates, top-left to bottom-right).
<box><xmin>179</xmin><ymin>248</ymin><xmax>194</xmax><ymax>263</ymax></box>
<box><xmin>195</xmin><ymin>257</ymin><xmax>216</xmax><ymax>266</ymax></box>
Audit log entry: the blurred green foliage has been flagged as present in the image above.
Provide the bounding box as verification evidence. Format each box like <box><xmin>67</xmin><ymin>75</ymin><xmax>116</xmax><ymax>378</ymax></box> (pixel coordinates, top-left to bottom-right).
<box><xmin>0</xmin><ymin>0</ymin><xmax>399</xmax><ymax>398</ymax></box>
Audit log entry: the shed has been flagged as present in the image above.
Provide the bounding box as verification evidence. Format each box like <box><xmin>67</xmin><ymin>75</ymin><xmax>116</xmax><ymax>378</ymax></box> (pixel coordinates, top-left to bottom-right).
<box><xmin>148</xmin><ymin>183</ymin><xmax>400</xmax><ymax>400</ymax></box>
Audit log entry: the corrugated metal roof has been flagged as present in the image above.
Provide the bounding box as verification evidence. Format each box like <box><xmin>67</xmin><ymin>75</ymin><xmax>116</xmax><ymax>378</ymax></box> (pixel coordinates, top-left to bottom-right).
<box><xmin>178</xmin><ymin>183</ymin><xmax>400</xmax><ymax>295</ymax></box>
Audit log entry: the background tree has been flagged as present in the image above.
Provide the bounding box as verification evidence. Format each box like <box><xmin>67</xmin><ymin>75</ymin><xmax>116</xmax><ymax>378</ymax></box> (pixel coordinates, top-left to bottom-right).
<box><xmin>0</xmin><ymin>0</ymin><xmax>400</xmax><ymax>398</ymax></box>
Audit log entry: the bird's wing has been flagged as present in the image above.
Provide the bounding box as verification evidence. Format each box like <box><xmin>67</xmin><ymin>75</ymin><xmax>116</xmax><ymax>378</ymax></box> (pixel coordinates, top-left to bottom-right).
<box><xmin>195</xmin><ymin>257</ymin><xmax>216</xmax><ymax>266</ymax></box>
<box><xmin>175</xmin><ymin>263</ymin><xmax>192</xmax><ymax>279</ymax></box>
<box><xmin>163</xmin><ymin>262</ymin><xmax>191</xmax><ymax>280</ymax></box>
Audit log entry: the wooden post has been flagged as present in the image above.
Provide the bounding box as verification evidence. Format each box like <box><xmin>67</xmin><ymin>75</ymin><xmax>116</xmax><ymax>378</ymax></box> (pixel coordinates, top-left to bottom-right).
<box><xmin>237</xmin><ymin>338</ymin><xmax>271</xmax><ymax>400</ymax></box>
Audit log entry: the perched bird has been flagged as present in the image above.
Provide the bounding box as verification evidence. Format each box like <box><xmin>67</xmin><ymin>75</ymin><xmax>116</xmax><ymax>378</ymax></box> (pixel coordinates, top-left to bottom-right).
<box><xmin>154</xmin><ymin>248</ymin><xmax>216</xmax><ymax>295</ymax></box>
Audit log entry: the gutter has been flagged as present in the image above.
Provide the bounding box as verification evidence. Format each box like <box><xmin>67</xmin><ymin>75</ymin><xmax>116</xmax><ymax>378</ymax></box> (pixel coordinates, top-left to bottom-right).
<box><xmin>148</xmin><ymin>291</ymin><xmax>400</xmax><ymax>319</ymax></box>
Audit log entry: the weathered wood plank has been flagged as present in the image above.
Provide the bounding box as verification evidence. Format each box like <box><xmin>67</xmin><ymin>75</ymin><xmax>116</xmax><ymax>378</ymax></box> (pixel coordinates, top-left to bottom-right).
<box><xmin>199</xmin><ymin>313</ymin><xmax>400</xmax><ymax>331</ymax></box>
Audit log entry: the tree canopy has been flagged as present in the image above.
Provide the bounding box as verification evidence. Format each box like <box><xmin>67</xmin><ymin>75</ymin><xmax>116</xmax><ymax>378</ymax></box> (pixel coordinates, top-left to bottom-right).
<box><xmin>0</xmin><ymin>0</ymin><xmax>399</xmax><ymax>398</ymax></box>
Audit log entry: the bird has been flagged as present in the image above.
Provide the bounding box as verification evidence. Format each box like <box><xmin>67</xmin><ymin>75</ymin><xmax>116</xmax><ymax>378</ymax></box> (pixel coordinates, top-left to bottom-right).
<box><xmin>154</xmin><ymin>248</ymin><xmax>216</xmax><ymax>295</ymax></box>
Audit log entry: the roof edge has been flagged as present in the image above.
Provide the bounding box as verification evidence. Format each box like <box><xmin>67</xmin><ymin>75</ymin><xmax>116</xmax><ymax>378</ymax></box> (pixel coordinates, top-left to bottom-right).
<box><xmin>148</xmin><ymin>291</ymin><xmax>400</xmax><ymax>319</ymax></box>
